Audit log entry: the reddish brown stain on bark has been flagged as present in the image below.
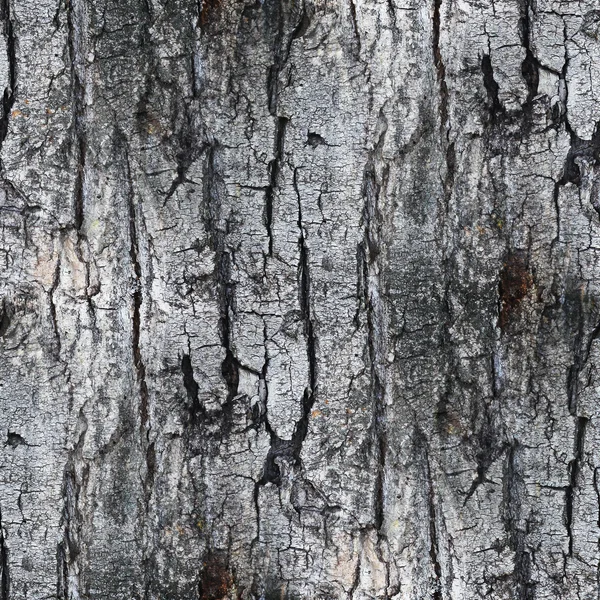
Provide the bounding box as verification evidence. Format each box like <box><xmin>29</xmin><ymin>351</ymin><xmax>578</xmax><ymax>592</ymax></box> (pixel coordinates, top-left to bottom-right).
<box><xmin>199</xmin><ymin>0</ymin><xmax>222</xmax><ymax>27</ymax></box>
<box><xmin>498</xmin><ymin>251</ymin><xmax>533</xmax><ymax>330</ymax></box>
<box><xmin>199</xmin><ymin>553</ymin><xmax>233</xmax><ymax>600</ymax></box>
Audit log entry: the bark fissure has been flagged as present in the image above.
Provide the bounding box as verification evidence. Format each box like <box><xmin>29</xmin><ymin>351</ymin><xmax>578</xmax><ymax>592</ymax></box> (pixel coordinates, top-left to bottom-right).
<box><xmin>265</xmin><ymin>117</ymin><xmax>287</xmax><ymax>256</ymax></box>
<box><xmin>566</xmin><ymin>288</ymin><xmax>588</xmax><ymax>416</ymax></box>
<box><xmin>204</xmin><ymin>142</ymin><xmax>239</xmax><ymax>430</ymax></box>
<box><xmin>348</xmin><ymin>0</ymin><xmax>361</xmax><ymax>56</ymax></box>
<box><xmin>504</xmin><ymin>443</ymin><xmax>535</xmax><ymax>600</ymax></box>
<box><xmin>566</xmin><ymin>416</ymin><xmax>588</xmax><ymax>557</ymax></box>
<box><xmin>66</xmin><ymin>0</ymin><xmax>87</xmax><ymax>232</ymax></box>
<box><xmin>359</xmin><ymin>114</ymin><xmax>388</xmax><ymax>532</ymax></box>
<box><xmin>432</xmin><ymin>0</ymin><xmax>448</xmax><ymax>132</ymax></box>
<box><xmin>258</xmin><ymin>167</ymin><xmax>318</xmax><ymax>486</ymax></box>
<box><xmin>519</xmin><ymin>0</ymin><xmax>539</xmax><ymax>109</ymax></box>
<box><xmin>348</xmin><ymin>549</ymin><xmax>361</xmax><ymax>600</ymax></box>
<box><xmin>48</xmin><ymin>253</ymin><xmax>62</xmax><ymax>358</ymax></box>
<box><xmin>161</xmin><ymin>118</ymin><xmax>206</xmax><ymax>205</ymax></box>
<box><xmin>294</xmin><ymin>167</ymin><xmax>317</xmax><ymax>460</ymax></box>
<box><xmin>181</xmin><ymin>352</ymin><xmax>203</xmax><ymax>424</ymax></box>
<box><xmin>425</xmin><ymin>448</ymin><xmax>442</xmax><ymax>600</ymax></box>
<box><xmin>126</xmin><ymin>151</ymin><xmax>150</xmax><ymax>432</ymax></box>
<box><xmin>481</xmin><ymin>54</ymin><xmax>503</xmax><ymax>123</ymax></box>
<box><xmin>57</xmin><ymin>412</ymin><xmax>88</xmax><ymax>600</ymax></box>
<box><xmin>560</xmin><ymin>122</ymin><xmax>600</xmax><ymax>189</ymax></box>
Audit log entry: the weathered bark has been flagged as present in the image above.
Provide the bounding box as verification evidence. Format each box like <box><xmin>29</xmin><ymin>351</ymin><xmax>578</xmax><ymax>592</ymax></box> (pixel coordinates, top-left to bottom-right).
<box><xmin>0</xmin><ymin>0</ymin><xmax>599</xmax><ymax>597</ymax></box>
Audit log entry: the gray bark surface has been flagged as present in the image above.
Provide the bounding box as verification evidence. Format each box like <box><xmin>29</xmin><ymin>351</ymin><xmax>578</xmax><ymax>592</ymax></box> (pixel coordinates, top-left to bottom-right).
<box><xmin>0</xmin><ymin>0</ymin><xmax>599</xmax><ymax>597</ymax></box>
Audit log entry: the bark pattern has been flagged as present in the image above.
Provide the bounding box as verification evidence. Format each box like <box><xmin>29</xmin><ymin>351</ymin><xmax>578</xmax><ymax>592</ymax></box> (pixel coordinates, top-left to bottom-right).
<box><xmin>0</xmin><ymin>0</ymin><xmax>599</xmax><ymax>598</ymax></box>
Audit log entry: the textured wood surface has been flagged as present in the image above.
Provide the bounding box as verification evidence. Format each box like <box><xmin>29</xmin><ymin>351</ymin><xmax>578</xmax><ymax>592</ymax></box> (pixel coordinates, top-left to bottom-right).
<box><xmin>1</xmin><ymin>0</ymin><xmax>600</xmax><ymax>598</ymax></box>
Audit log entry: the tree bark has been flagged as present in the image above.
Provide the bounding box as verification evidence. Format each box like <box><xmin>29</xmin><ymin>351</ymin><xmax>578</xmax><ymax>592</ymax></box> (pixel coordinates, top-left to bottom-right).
<box><xmin>0</xmin><ymin>0</ymin><xmax>599</xmax><ymax>597</ymax></box>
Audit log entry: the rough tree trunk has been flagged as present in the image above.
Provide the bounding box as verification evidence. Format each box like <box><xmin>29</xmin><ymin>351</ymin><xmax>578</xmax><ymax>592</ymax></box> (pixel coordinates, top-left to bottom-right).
<box><xmin>0</xmin><ymin>0</ymin><xmax>599</xmax><ymax>597</ymax></box>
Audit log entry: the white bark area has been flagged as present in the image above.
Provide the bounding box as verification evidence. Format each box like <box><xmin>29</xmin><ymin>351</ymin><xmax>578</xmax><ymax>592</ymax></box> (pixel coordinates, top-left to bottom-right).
<box><xmin>0</xmin><ymin>0</ymin><xmax>599</xmax><ymax>598</ymax></box>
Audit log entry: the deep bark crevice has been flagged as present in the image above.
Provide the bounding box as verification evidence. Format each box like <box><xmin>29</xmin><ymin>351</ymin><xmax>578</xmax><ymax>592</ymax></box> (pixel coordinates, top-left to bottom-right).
<box><xmin>294</xmin><ymin>167</ymin><xmax>317</xmax><ymax>457</ymax></box>
<box><xmin>481</xmin><ymin>54</ymin><xmax>503</xmax><ymax>124</ymax></box>
<box><xmin>503</xmin><ymin>442</ymin><xmax>535</xmax><ymax>600</ymax></box>
<box><xmin>48</xmin><ymin>253</ymin><xmax>62</xmax><ymax>358</ymax></box>
<box><xmin>265</xmin><ymin>117</ymin><xmax>287</xmax><ymax>256</ymax></box>
<box><xmin>125</xmin><ymin>150</ymin><xmax>150</xmax><ymax>432</ymax></box>
<box><xmin>181</xmin><ymin>353</ymin><xmax>204</xmax><ymax>424</ymax></box>
<box><xmin>359</xmin><ymin>114</ymin><xmax>388</xmax><ymax>532</ymax></box>
<box><xmin>348</xmin><ymin>0</ymin><xmax>361</xmax><ymax>57</ymax></box>
<box><xmin>66</xmin><ymin>0</ymin><xmax>87</xmax><ymax>232</ymax></box>
<box><xmin>204</xmin><ymin>142</ymin><xmax>239</xmax><ymax>434</ymax></box>
<box><xmin>519</xmin><ymin>0</ymin><xmax>539</xmax><ymax>122</ymax></box>
<box><xmin>565</xmin><ymin>416</ymin><xmax>588</xmax><ymax>557</ymax></box>
<box><xmin>57</xmin><ymin>412</ymin><xmax>88</xmax><ymax>600</ymax></box>
<box><xmin>421</xmin><ymin>442</ymin><xmax>442</xmax><ymax>600</ymax></box>
<box><xmin>257</xmin><ymin>168</ymin><xmax>317</xmax><ymax>487</ymax></box>
<box><xmin>432</xmin><ymin>0</ymin><xmax>448</xmax><ymax>132</ymax></box>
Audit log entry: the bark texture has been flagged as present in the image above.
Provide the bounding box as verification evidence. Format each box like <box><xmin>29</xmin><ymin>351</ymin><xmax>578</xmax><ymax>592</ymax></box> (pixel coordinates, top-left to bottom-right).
<box><xmin>0</xmin><ymin>0</ymin><xmax>599</xmax><ymax>597</ymax></box>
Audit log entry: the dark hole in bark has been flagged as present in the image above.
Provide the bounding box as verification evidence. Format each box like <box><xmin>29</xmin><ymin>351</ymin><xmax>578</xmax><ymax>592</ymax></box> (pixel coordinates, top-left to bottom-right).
<box><xmin>0</xmin><ymin>300</ymin><xmax>11</xmax><ymax>337</ymax></box>
<box><xmin>306</xmin><ymin>132</ymin><xmax>326</xmax><ymax>147</ymax></box>
<box><xmin>6</xmin><ymin>432</ymin><xmax>25</xmax><ymax>448</ymax></box>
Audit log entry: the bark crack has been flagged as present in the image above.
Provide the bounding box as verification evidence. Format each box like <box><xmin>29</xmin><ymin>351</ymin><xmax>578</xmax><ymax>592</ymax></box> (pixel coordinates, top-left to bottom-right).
<box><xmin>66</xmin><ymin>0</ymin><xmax>88</xmax><ymax>232</ymax></box>
<box><xmin>293</xmin><ymin>167</ymin><xmax>317</xmax><ymax>463</ymax></box>
<box><xmin>57</xmin><ymin>410</ymin><xmax>88</xmax><ymax>600</ymax></box>
<box><xmin>426</xmin><ymin>453</ymin><xmax>443</xmax><ymax>600</ymax></box>
<box><xmin>256</xmin><ymin>166</ymin><xmax>318</xmax><ymax>487</ymax></box>
<box><xmin>265</xmin><ymin>117</ymin><xmax>287</xmax><ymax>256</ymax></box>
<box><xmin>503</xmin><ymin>442</ymin><xmax>535</xmax><ymax>600</ymax></box>
<box><xmin>204</xmin><ymin>142</ymin><xmax>239</xmax><ymax>432</ymax></box>
<box><xmin>126</xmin><ymin>150</ymin><xmax>150</xmax><ymax>432</ymax></box>
<box><xmin>432</xmin><ymin>0</ymin><xmax>448</xmax><ymax>132</ymax></box>
<box><xmin>519</xmin><ymin>0</ymin><xmax>539</xmax><ymax>110</ymax></box>
<box><xmin>348</xmin><ymin>0</ymin><xmax>361</xmax><ymax>57</ymax></box>
<box><xmin>481</xmin><ymin>53</ymin><xmax>503</xmax><ymax>124</ymax></box>
<box><xmin>565</xmin><ymin>416</ymin><xmax>588</xmax><ymax>557</ymax></box>
<box><xmin>359</xmin><ymin>111</ymin><xmax>388</xmax><ymax>532</ymax></box>
<box><xmin>181</xmin><ymin>350</ymin><xmax>204</xmax><ymax>425</ymax></box>
<box><xmin>48</xmin><ymin>252</ymin><xmax>62</xmax><ymax>358</ymax></box>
